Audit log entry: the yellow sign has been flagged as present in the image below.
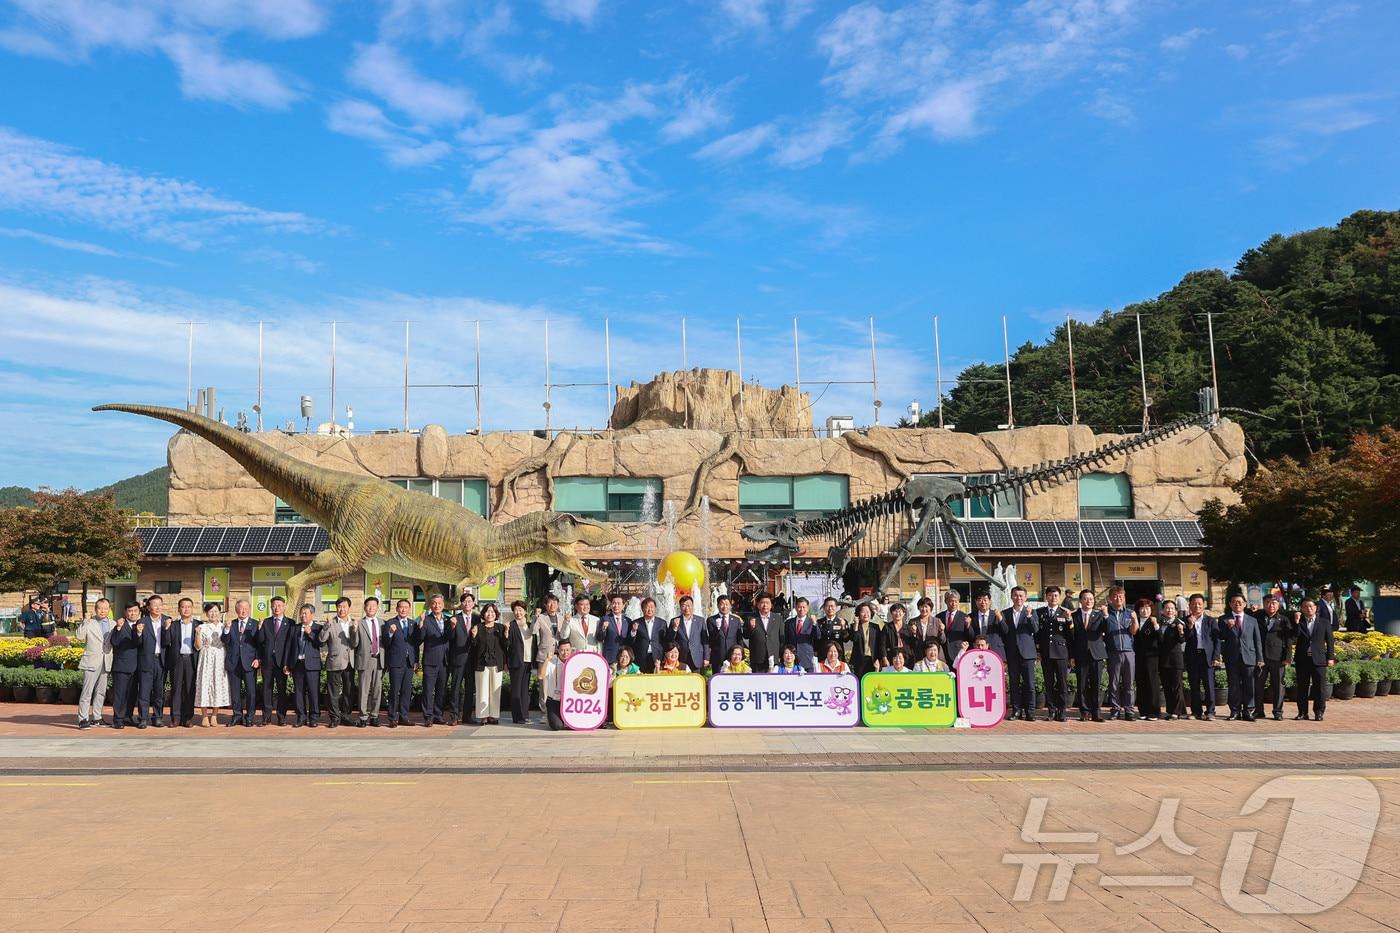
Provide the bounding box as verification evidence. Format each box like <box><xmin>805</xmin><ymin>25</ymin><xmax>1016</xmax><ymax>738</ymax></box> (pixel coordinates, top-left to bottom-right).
<box><xmin>612</xmin><ymin>673</ymin><xmax>707</xmax><ymax>730</ymax></box>
<box><xmin>389</xmin><ymin>586</ymin><xmax>413</xmax><ymax>605</ymax></box>
<box><xmin>900</xmin><ymin>562</ymin><xmax>926</xmax><ymax>596</ymax></box>
<box><xmin>318</xmin><ymin>578</ymin><xmax>342</xmax><ymax>606</ymax></box>
<box><xmin>1064</xmin><ymin>562</ymin><xmax>1091</xmax><ymax>592</ymax></box>
<box><xmin>202</xmin><ymin>567</ymin><xmax>230</xmax><ymax>606</ymax></box>
<box><xmin>1179</xmin><ymin>562</ymin><xmax>1208</xmax><ymax>597</ymax></box>
<box><xmin>365</xmin><ymin>572</ymin><xmax>391</xmax><ymax>603</ymax></box>
<box><xmin>252</xmin><ymin>565</ymin><xmax>293</xmax><ymax>584</ymax></box>
<box><xmin>1015</xmin><ymin>563</ymin><xmax>1042</xmax><ymax>600</ymax></box>
<box><xmin>478</xmin><ymin>574</ymin><xmax>502</xmax><ymax>602</ymax></box>
<box><xmin>1113</xmin><ymin>561</ymin><xmax>1159</xmax><ymax>580</ymax></box>
<box><xmin>948</xmin><ymin>565</ymin><xmax>981</xmax><ymax>582</ymax></box>
<box><xmin>860</xmin><ymin>672</ymin><xmax>957</xmax><ymax>728</ymax></box>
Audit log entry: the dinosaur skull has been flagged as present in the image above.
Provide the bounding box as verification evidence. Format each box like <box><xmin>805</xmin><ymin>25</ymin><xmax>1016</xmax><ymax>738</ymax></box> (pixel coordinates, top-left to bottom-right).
<box><xmin>741</xmin><ymin>517</ymin><xmax>801</xmax><ymax>550</ymax></box>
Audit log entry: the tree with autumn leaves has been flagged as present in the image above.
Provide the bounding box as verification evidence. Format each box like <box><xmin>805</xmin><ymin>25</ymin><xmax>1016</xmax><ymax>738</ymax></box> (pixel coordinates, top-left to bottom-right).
<box><xmin>0</xmin><ymin>489</ymin><xmax>141</xmax><ymax>611</ymax></box>
<box><xmin>1200</xmin><ymin>428</ymin><xmax>1400</xmax><ymax>593</ymax></box>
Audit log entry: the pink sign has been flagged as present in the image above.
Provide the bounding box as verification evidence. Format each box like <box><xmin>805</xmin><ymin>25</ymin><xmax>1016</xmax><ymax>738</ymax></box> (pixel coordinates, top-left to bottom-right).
<box><xmin>560</xmin><ymin>651</ymin><xmax>609</xmax><ymax>731</ymax></box>
<box><xmin>956</xmin><ymin>649</ymin><xmax>1006</xmax><ymax>728</ymax></box>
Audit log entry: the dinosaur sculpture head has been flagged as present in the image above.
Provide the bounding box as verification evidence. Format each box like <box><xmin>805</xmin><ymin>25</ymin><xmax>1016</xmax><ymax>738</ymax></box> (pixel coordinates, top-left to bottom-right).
<box><xmin>740</xmin><ymin>517</ymin><xmax>801</xmax><ymax>562</ymax></box>
<box><xmin>540</xmin><ymin>512</ymin><xmax>621</xmax><ymax>577</ymax></box>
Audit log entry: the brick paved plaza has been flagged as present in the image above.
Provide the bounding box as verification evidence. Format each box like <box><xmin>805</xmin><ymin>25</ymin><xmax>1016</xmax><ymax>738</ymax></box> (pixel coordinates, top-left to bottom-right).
<box><xmin>4</xmin><ymin>701</ymin><xmax>1399</xmax><ymax>931</ymax></box>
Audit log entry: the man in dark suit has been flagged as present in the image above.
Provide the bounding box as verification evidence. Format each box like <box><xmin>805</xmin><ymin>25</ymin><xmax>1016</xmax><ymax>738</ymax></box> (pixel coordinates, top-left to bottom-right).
<box><xmin>629</xmin><ymin>597</ymin><xmax>667</xmax><ymax>673</ymax></box>
<box><xmin>1317</xmin><ymin>587</ymin><xmax>1338</xmax><ymax>632</ymax></box>
<box><xmin>666</xmin><ymin>595</ymin><xmax>707</xmax><ymax>673</ymax></box>
<box><xmin>1002</xmin><ymin>587</ymin><xmax>1039</xmax><ymax>721</ymax></box>
<box><xmin>136</xmin><ymin>595</ymin><xmax>170</xmax><ymax>727</ymax></box>
<box><xmin>109</xmin><ymin>603</ymin><xmax>141</xmax><ymax>729</ymax></box>
<box><xmin>744</xmin><ymin>592</ymin><xmax>783</xmax><ymax>672</ymax></box>
<box><xmin>966</xmin><ymin>592</ymin><xmax>1003</xmax><ymax>660</ymax></box>
<box><xmin>1253</xmin><ymin>593</ymin><xmax>1294</xmax><ymax>721</ymax></box>
<box><xmin>383</xmin><ymin>599</ymin><xmax>416</xmax><ymax>727</ymax></box>
<box><xmin>599</xmin><ymin>595</ymin><xmax>631</xmax><ymax>666</ymax></box>
<box><xmin>1182</xmin><ymin>593</ymin><xmax>1221</xmax><ymax>720</ymax></box>
<box><xmin>939</xmin><ymin>590</ymin><xmax>971</xmax><ymax>664</ymax></box>
<box><xmin>1219</xmin><ymin>594</ymin><xmax>1264</xmax><ymax>721</ymax></box>
<box><xmin>256</xmin><ymin>596</ymin><xmax>294</xmax><ymax>726</ymax></box>
<box><xmin>1294</xmin><ymin>597</ymin><xmax>1336</xmax><ymax>721</ymax></box>
<box><xmin>447</xmin><ymin>592</ymin><xmax>479</xmax><ymax>724</ymax></box>
<box><xmin>222</xmin><ymin>598</ymin><xmax>259</xmax><ymax>727</ymax></box>
<box><xmin>413</xmin><ymin>594</ymin><xmax>451</xmax><ymax>726</ymax></box>
<box><xmin>289</xmin><ymin>604</ymin><xmax>323</xmax><ymax>726</ymax></box>
<box><xmin>785</xmin><ymin>597</ymin><xmax>821</xmax><ymax>672</ymax></box>
<box><xmin>1345</xmin><ymin>586</ymin><xmax>1368</xmax><ymax>632</ymax></box>
<box><xmin>1037</xmin><ymin>586</ymin><xmax>1072</xmax><ymax>722</ymax></box>
<box><xmin>706</xmin><ymin>594</ymin><xmax>742</xmax><ymax>672</ymax></box>
<box><xmin>162</xmin><ymin>597</ymin><xmax>200</xmax><ymax>727</ymax></box>
<box><xmin>1070</xmin><ymin>589</ymin><xmax>1106</xmax><ymax>722</ymax></box>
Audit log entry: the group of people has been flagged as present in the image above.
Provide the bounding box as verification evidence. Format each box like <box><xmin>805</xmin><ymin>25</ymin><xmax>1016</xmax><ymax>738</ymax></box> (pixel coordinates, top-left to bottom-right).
<box><xmin>63</xmin><ymin>581</ymin><xmax>1351</xmax><ymax>730</ymax></box>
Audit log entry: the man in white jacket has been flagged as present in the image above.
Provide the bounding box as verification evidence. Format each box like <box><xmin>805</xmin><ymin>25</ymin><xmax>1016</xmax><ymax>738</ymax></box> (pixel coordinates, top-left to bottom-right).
<box><xmin>75</xmin><ymin>598</ymin><xmax>115</xmax><ymax>729</ymax></box>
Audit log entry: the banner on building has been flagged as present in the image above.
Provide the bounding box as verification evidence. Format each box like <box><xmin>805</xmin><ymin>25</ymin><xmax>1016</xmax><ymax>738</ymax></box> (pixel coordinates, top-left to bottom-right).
<box><xmin>365</xmin><ymin>572</ymin><xmax>391</xmax><ymax>604</ymax></box>
<box><xmin>859</xmin><ymin>672</ymin><xmax>956</xmax><ymax>728</ymax></box>
<box><xmin>1064</xmin><ymin>562</ymin><xmax>1091</xmax><ymax>593</ymax></box>
<box><xmin>788</xmin><ymin>573</ymin><xmax>844</xmax><ymax>606</ymax></box>
<box><xmin>318</xmin><ymin>579</ymin><xmax>342</xmax><ymax>607</ymax></box>
<box><xmin>1015</xmin><ymin>563</ymin><xmax>1042</xmax><ymax>600</ymax></box>
<box><xmin>202</xmin><ymin>567</ymin><xmax>229</xmax><ymax>606</ymax></box>
<box><xmin>252</xmin><ymin>566</ymin><xmax>293</xmax><ymax>584</ymax></box>
<box><xmin>560</xmin><ymin>652</ymin><xmax>610</xmax><ymax>731</ymax></box>
<box><xmin>708</xmin><ymin>673</ymin><xmax>859</xmax><ymax>728</ymax></box>
<box><xmin>1179</xmin><ymin>562</ymin><xmax>1208</xmax><ymax>597</ymax></box>
<box><xmin>956</xmin><ymin>649</ymin><xmax>1006</xmax><ymax>728</ymax></box>
<box><xmin>1113</xmin><ymin>560</ymin><xmax>1159</xmax><ymax>580</ymax></box>
<box><xmin>478</xmin><ymin>574</ymin><xmax>503</xmax><ymax>602</ymax></box>
<box><xmin>611</xmin><ymin>673</ymin><xmax>706</xmax><ymax>729</ymax></box>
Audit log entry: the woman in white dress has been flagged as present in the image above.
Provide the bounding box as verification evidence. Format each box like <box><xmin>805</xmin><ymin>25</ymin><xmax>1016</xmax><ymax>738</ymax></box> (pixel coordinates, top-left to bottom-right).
<box><xmin>195</xmin><ymin>603</ymin><xmax>231</xmax><ymax>727</ymax></box>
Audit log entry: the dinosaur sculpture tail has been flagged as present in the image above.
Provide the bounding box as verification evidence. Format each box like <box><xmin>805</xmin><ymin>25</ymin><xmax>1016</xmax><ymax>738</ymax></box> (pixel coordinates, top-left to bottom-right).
<box><xmin>93</xmin><ymin>404</ymin><xmax>344</xmax><ymax>525</ymax></box>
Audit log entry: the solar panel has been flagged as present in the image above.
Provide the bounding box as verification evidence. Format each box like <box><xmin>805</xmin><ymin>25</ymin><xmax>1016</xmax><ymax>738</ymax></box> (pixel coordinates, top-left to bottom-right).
<box><xmin>240</xmin><ymin>527</ymin><xmax>271</xmax><ymax>554</ymax></box>
<box><xmin>312</xmin><ymin>528</ymin><xmax>329</xmax><ymax>550</ymax></box>
<box><xmin>985</xmin><ymin>522</ymin><xmax>1015</xmax><ymax>548</ymax></box>
<box><xmin>218</xmin><ymin>528</ymin><xmax>249</xmax><ymax>553</ymax></box>
<box><xmin>1009</xmin><ymin>523</ymin><xmax>1039</xmax><ymax>549</ymax></box>
<box><xmin>1104</xmin><ymin>521</ymin><xmax>1134</xmax><ymax>549</ymax></box>
<box><xmin>135</xmin><ymin>527</ymin><xmax>158</xmax><ymax>549</ymax></box>
<box><xmin>1030</xmin><ymin>521</ymin><xmax>1062</xmax><ymax>549</ymax></box>
<box><xmin>146</xmin><ymin>527</ymin><xmax>179</xmax><ymax>555</ymax></box>
<box><xmin>1174</xmin><ymin>521</ymin><xmax>1204</xmax><ymax>547</ymax></box>
<box><xmin>1078</xmin><ymin>522</ymin><xmax>1112</xmax><ymax>549</ymax></box>
<box><xmin>288</xmin><ymin>526</ymin><xmax>319</xmax><ymax>553</ymax></box>
<box><xmin>171</xmin><ymin>528</ymin><xmax>202</xmax><ymax>554</ymax></box>
<box><xmin>264</xmin><ymin>526</ymin><xmax>295</xmax><ymax>553</ymax></box>
<box><xmin>1127</xmin><ymin>522</ymin><xmax>1160</xmax><ymax>548</ymax></box>
<box><xmin>1055</xmin><ymin>522</ymin><xmax>1087</xmax><ymax>549</ymax></box>
<box><xmin>961</xmin><ymin>523</ymin><xmax>992</xmax><ymax>550</ymax></box>
<box><xmin>195</xmin><ymin>527</ymin><xmax>224</xmax><ymax>552</ymax></box>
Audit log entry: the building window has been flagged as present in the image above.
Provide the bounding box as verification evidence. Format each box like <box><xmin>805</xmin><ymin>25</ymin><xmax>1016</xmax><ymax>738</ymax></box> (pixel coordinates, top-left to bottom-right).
<box><xmin>739</xmin><ymin>475</ymin><xmax>849</xmax><ymax>519</ymax></box>
<box><xmin>554</xmin><ymin>476</ymin><xmax>661</xmax><ymax>522</ymax></box>
<box><xmin>389</xmin><ymin>478</ymin><xmax>489</xmax><ymax>517</ymax></box>
<box><xmin>274</xmin><ymin>497</ymin><xmax>309</xmax><ymax>525</ymax></box>
<box><xmin>1079</xmin><ymin>472</ymin><xmax>1134</xmax><ymax>519</ymax></box>
<box><xmin>915</xmin><ymin>474</ymin><xmax>1022</xmax><ymax>520</ymax></box>
<box><xmin>153</xmin><ymin>580</ymin><xmax>183</xmax><ymax>594</ymax></box>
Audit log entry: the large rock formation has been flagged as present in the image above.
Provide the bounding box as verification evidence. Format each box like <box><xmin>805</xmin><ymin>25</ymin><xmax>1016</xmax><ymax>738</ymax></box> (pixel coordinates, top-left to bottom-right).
<box><xmin>610</xmin><ymin>369</ymin><xmax>812</xmax><ymax>434</ymax></box>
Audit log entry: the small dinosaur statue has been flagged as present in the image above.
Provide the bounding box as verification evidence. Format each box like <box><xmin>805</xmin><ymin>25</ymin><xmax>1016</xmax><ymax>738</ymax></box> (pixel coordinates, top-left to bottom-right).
<box><xmin>95</xmin><ymin>404</ymin><xmax>620</xmax><ymax>609</ymax></box>
<box><xmin>741</xmin><ymin>407</ymin><xmax>1244</xmax><ymax>606</ymax></box>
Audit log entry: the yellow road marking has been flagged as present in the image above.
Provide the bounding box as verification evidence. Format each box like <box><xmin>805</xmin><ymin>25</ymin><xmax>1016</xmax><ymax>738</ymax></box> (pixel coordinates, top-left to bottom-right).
<box><xmin>958</xmin><ymin>777</ymin><xmax>1064</xmax><ymax>783</ymax></box>
<box><xmin>313</xmin><ymin>780</ymin><xmax>418</xmax><ymax>785</ymax></box>
<box><xmin>0</xmin><ymin>782</ymin><xmax>99</xmax><ymax>786</ymax></box>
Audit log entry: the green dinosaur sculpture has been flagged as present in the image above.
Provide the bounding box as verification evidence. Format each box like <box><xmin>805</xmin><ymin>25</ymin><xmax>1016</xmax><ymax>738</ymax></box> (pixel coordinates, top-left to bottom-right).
<box><xmin>94</xmin><ymin>404</ymin><xmax>620</xmax><ymax>608</ymax></box>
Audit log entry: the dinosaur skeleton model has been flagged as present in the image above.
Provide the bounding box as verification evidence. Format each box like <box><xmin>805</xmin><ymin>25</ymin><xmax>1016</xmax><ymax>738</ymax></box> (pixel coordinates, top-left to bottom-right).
<box><xmin>741</xmin><ymin>405</ymin><xmax>1243</xmax><ymax>605</ymax></box>
<box><xmin>95</xmin><ymin>404</ymin><xmax>620</xmax><ymax>609</ymax></box>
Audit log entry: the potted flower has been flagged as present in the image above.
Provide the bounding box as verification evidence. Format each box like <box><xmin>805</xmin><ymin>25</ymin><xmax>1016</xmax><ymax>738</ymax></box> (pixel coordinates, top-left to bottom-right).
<box><xmin>1213</xmin><ymin>666</ymin><xmax>1229</xmax><ymax>707</ymax></box>
<box><xmin>33</xmin><ymin>668</ymin><xmax>61</xmax><ymax>704</ymax></box>
<box><xmin>1283</xmin><ymin>663</ymin><xmax>1296</xmax><ymax>702</ymax></box>
<box><xmin>57</xmin><ymin>669</ymin><xmax>81</xmax><ymax>705</ymax></box>
<box><xmin>1332</xmin><ymin>661</ymin><xmax>1357</xmax><ymax>701</ymax></box>
<box><xmin>1375</xmin><ymin>660</ymin><xmax>1393</xmax><ymax>697</ymax></box>
<box><xmin>8</xmin><ymin>668</ymin><xmax>36</xmax><ymax>702</ymax></box>
<box><xmin>1356</xmin><ymin>661</ymin><xmax>1380</xmax><ymax>699</ymax></box>
<box><xmin>0</xmin><ymin>666</ymin><xmax>21</xmax><ymax>701</ymax></box>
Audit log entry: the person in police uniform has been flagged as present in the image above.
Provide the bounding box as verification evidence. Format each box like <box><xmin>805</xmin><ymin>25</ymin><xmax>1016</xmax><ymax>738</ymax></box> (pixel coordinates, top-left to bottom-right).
<box><xmin>1037</xmin><ymin>585</ymin><xmax>1073</xmax><ymax>722</ymax></box>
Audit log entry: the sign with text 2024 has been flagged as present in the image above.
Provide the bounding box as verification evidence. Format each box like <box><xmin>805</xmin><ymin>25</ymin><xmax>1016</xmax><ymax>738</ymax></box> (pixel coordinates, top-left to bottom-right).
<box><xmin>560</xmin><ymin>652</ymin><xmax>609</xmax><ymax>731</ymax></box>
<box><xmin>956</xmin><ymin>649</ymin><xmax>1006</xmax><ymax>727</ymax></box>
<box><xmin>611</xmin><ymin>673</ymin><xmax>707</xmax><ymax>729</ymax></box>
<box><xmin>859</xmin><ymin>672</ymin><xmax>957</xmax><ymax>727</ymax></box>
<box><xmin>708</xmin><ymin>673</ymin><xmax>859</xmax><ymax>728</ymax></box>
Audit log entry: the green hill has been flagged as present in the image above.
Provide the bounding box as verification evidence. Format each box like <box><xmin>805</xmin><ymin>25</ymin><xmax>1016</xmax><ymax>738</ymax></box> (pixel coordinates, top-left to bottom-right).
<box><xmin>0</xmin><ymin>467</ymin><xmax>169</xmax><ymax>514</ymax></box>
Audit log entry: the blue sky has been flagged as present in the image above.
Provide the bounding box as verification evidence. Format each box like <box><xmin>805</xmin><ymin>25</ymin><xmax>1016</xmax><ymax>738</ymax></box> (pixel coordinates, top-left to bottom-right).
<box><xmin>1</xmin><ymin>0</ymin><xmax>1396</xmax><ymax>490</ymax></box>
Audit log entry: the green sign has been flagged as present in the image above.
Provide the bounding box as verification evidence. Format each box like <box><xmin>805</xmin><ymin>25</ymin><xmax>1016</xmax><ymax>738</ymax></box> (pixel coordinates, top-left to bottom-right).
<box><xmin>860</xmin><ymin>672</ymin><xmax>956</xmax><ymax>728</ymax></box>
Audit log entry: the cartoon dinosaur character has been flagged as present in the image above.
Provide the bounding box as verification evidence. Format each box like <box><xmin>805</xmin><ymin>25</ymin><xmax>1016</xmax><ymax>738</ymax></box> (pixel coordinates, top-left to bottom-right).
<box><xmin>864</xmin><ymin>686</ymin><xmax>893</xmax><ymax>716</ymax></box>
<box><xmin>824</xmin><ymin>684</ymin><xmax>855</xmax><ymax>717</ymax></box>
<box><xmin>621</xmin><ymin>692</ymin><xmax>644</xmax><ymax>713</ymax></box>
<box><xmin>971</xmin><ymin>655</ymin><xmax>993</xmax><ymax>682</ymax></box>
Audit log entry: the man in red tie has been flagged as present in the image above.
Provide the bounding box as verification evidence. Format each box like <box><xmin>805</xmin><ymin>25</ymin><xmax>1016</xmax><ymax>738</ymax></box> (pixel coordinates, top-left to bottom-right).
<box><xmin>706</xmin><ymin>594</ymin><xmax>741</xmax><ymax>674</ymax></box>
<box><xmin>784</xmin><ymin>597</ymin><xmax>820</xmax><ymax>672</ymax></box>
<box><xmin>600</xmin><ymin>595</ymin><xmax>631</xmax><ymax>665</ymax></box>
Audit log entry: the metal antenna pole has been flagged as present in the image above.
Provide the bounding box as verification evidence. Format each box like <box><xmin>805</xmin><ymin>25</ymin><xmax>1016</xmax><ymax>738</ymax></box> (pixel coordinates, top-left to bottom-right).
<box><xmin>543</xmin><ymin>318</ymin><xmax>552</xmax><ymax>435</ymax></box>
<box><xmin>792</xmin><ymin>316</ymin><xmax>802</xmax><ymax>398</ymax></box>
<box><xmin>736</xmin><ymin>318</ymin><xmax>744</xmax><ymax>412</ymax></box>
<box><xmin>869</xmin><ymin>316</ymin><xmax>880</xmax><ymax>425</ymax></box>
<box><xmin>604</xmin><ymin>317</ymin><xmax>612</xmax><ymax>429</ymax></box>
<box><xmin>681</xmin><ymin>317</ymin><xmax>688</xmax><ymax>369</ymax></box>
<box><xmin>329</xmin><ymin>321</ymin><xmax>337</xmax><ymax>431</ymax></box>
<box><xmin>1206</xmin><ymin>310</ymin><xmax>1220</xmax><ymax>409</ymax></box>
<box><xmin>1002</xmin><ymin>315</ymin><xmax>1014</xmax><ymax>429</ymax></box>
<box><xmin>474</xmin><ymin>320</ymin><xmax>482</xmax><ymax>434</ymax></box>
<box><xmin>1136</xmin><ymin>312</ymin><xmax>1150</xmax><ymax>431</ymax></box>
<box><xmin>933</xmin><ymin>315</ymin><xmax>945</xmax><ymax>428</ymax></box>
<box><xmin>402</xmin><ymin>321</ymin><xmax>410</xmax><ymax>431</ymax></box>
<box><xmin>256</xmin><ymin>321</ymin><xmax>264</xmax><ymax>432</ymax></box>
<box><xmin>1066</xmin><ymin>314</ymin><xmax>1079</xmax><ymax>426</ymax></box>
<box><xmin>185</xmin><ymin>322</ymin><xmax>195</xmax><ymax>411</ymax></box>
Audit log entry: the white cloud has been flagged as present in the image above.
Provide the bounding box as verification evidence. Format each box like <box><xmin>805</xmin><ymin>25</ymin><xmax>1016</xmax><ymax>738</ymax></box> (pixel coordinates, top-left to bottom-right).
<box><xmin>325</xmin><ymin>99</ymin><xmax>453</xmax><ymax>167</ymax></box>
<box><xmin>541</xmin><ymin>0</ymin><xmax>601</xmax><ymax>26</ymax></box>
<box><xmin>0</xmin><ymin>127</ymin><xmax>321</xmax><ymax>249</ymax></box>
<box><xmin>716</xmin><ymin>189</ymin><xmax>872</xmax><ymax>247</ymax></box>
<box><xmin>0</xmin><ymin>0</ymin><xmax>324</xmax><ymax>108</ymax></box>
<box><xmin>693</xmin><ymin>123</ymin><xmax>775</xmax><ymax>161</ymax></box>
<box><xmin>1160</xmin><ymin>27</ymin><xmax>1207</xmax><ymax>52</ymax></box>
<box><xmin>661</xmin><ymin>85</ymin><xmax>732</xmax><ymax>142</ymax></box>
<box><xmin>347</xmin><ymin>42</ymin><xmax>476</xmax><ymax>125</ymax></box>
<box><xmin>717</xmin><ymin>0</ymin><xmax>814</xmax><ymax>33</ymax></box>
<box><xmin>881</xmin><ymin>80</ymin><xmax>982</xmax><ymax>142</ymax></box>
<box><xmin>1085</xmin><ymin>87</ymin><xmax>1134</xmax><ymax>125</ymax></box>
<box><xmin>768</xmin><ymin>112</ymin><xmax>853</xmax><ymax>167</ymax></box>
<box><xmin>1223</xmin><ymin>43</ymin><xmax>1249</xmax><ymax>60</ymax></box>
<box><xmin>0</xmin><ymin>226</ymin><xmax>119</xmax><ymax>256</ymax></box>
